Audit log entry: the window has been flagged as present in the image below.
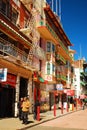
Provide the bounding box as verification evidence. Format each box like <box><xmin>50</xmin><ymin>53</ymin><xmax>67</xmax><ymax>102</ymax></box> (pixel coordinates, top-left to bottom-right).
<box><xmin>52</xmin><ymin>64</ymin><xmax>55</xmax><ymax>75</ymax></box>
<box><xmin>71</xmin><ymin>66</ymin><xmax>74</xmax><ymax>73</ymax></box>
<box><xmin>52</xmin><ymin>44</ymin><xmax>55</xmax><ymax>53</ymax></box>
<box><xmin>52</xmin><ymin>64</ymin><xmax>54</xmax><ymax>72</ymax></box>
<box><xmin>85</xmin><ymin>67</ymin><xmax>87</xmax><ymax>73</ymax></box>
<box><xmin>12</xmin><ymin>8</ymin><xmax>19</xmax><ymax>25</ymax></box>
<box><xmin>47</xmin><ymin>63</ymin><xmax>50</xmax><ymax>74</ymax></box>
<box><xmin>71</xmin><ymin>78</ymin><xmax>73</xmax><ymax>83</ymax></box>
<box><xmin>47</xmin><ymin>41</ymin><xmax>55</xmax><ymax>53</ymax></box>
<box><xmin>47</xmin><ymin>42</ymin><xmax>51</xmax><ymax>52</ymax></box>
<box><xmin>0</xmin><ymin>0</ymin><xmax>10</xmax><ymax>17</ymax></box>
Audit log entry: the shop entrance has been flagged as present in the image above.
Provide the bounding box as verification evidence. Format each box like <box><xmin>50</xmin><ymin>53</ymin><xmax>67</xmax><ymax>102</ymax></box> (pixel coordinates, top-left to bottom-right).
<box><xmin>0</xmin><ymin>85</ymin><xmax>15</xmax><ymax>118</ymax></box>
<box><xmin>19</xmin><ymin>77</ymin><xmax>28</xmax><ymax>98</ymax></box>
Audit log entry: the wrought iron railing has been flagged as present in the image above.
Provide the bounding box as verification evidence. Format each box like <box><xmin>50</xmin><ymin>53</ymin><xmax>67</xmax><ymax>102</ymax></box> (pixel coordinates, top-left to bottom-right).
<box><xmin>0</xmin><ymin>38</ymin><xmax>46</xmax><ymax>65</ymax></box>
<box><xmin>57</xmin><ymin>74</ymin><xmax>66</xmax><ymax>81</ymax></box>
<box><xmin>56</xmin><ymin>54</ymin><xmax>66</xmax><ymax>64</ymax></box>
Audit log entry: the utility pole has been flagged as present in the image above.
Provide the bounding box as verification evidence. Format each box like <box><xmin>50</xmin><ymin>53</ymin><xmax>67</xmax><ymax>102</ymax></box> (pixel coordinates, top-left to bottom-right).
<box><xmin>59</xmin><ymin>0</ymin><xmax>61</xmax><ymax>21</ymax></box>
<box><xmin>52</xmin><ymin>0</ymin><xmax>54</xmax><ymax>12</ymax></box>
<box><xmin>56</xmin><ymin>0</ymin><xmax>58</xmax><ymax>15</ymax></box>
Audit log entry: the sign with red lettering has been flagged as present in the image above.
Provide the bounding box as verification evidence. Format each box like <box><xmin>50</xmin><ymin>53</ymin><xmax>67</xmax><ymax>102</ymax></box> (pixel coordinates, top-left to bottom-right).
<box><xmin>3</xmin><ymin>73</ymin><xmax>16</xmax><ymax>87</ymax></box>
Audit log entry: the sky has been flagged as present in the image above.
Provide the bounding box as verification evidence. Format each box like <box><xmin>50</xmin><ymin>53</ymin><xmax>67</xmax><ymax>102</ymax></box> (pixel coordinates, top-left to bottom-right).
<box><xmin>47</xmin><ymin>0</ymin><xmax>87</xmax><ymax>61</ymax></box>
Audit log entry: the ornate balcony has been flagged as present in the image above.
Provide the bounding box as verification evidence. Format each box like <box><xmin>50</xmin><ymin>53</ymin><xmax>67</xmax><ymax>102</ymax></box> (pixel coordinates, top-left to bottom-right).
<box><xmin>0</xmin><ymin>37</ymin><xmax>45</xmax><ymax>61</ymax></box>
<box><xmin>56</xmin><ymin>54</ymin><xmax>66</xmax><ymax>65</ymax></box>
<box><xmin>38</xmin><ymin>20</ymin><xmax>73</xmax><ymax>63</ymax></box>
<box><xmin>57</xmin><ymin>74</ymin><xmax>66</xmax><ymax>82</ymax></box>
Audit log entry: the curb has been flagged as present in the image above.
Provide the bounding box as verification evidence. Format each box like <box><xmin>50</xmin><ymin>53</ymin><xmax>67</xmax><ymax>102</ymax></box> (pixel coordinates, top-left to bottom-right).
<box><xmin>17</xmin><ymin>108</ymin><xmax>82</xmax><ymax>130</ymax></box>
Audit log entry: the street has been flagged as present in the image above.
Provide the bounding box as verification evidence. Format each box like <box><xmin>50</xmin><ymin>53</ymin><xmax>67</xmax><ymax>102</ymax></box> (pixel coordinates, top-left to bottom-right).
<box><xmin>25</xmin><ymin>109</ymin><xmax>87</xmax><ymax>130</ymax></box>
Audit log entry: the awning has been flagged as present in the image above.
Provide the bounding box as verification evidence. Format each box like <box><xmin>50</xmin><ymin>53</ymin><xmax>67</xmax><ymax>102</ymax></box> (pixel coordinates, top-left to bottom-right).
<box><xmin>64</xmin><ymin>89</ymin><xmax>75</xmax><ymax>96</ymax></box>
<box><xmin>80</xmin><ymin>95</ymin><xmax>86</xmax><ymax>99</ymax></box>
<box><xmin>38</xmin><ymin>76</ymin><xmax>48</xmax><ymax>84</ymax></box>
<box><xmin>38</xmin><ymin>77</ymin><xmax>44</xmax><ymax>82</ymax></box>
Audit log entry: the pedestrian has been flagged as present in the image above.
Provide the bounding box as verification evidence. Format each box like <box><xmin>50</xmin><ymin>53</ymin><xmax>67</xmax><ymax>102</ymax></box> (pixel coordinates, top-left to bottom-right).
<box><xmin>22</xmin><ymin>97</ymin><xmax>31</xmax><ymax>124</ymax></box>
<box><xmin>18</xmin><ymin>97</ymin><xmax>24</xmax><ymax>120</ymax></box>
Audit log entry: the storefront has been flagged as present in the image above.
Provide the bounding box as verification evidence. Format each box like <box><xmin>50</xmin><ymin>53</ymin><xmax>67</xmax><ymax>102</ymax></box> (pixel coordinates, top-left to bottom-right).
<box><xmin>64</xmin><ymin>89</ymin><xmax>75</xmax><ymax>110</ymax></box>
<box><xmin>0</xmin><ymin>73</ymin><xmax>16</xmax><ymax>118</ymax></box>
<box><xmin>40</xmin><ymin>84</ymin><xmax>55</xmax><ymax>112</ymax></box>
<box><xmin>40</xmin><ymin>89</ymin><xmax>49</xmax><ymax>112</ymax></box>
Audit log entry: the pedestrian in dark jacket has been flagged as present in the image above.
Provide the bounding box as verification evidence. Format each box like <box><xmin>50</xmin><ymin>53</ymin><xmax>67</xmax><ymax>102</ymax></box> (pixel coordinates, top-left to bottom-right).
<box><xmin>18</xmin><ymin>97</ymin><xmax>24</xmax><ymax>120</ymax></box>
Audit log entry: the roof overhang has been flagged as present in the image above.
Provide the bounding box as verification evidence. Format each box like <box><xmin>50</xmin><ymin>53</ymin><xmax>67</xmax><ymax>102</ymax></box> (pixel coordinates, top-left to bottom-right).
<box><xmin>44</xmin><ymin>5</ymin><xmax>72</xmax><ymax>46</ymax></box>
<box><xmin>38</xmin><ymin>26</ymin><xmax>58</xmax><ymax>44</ymax></box>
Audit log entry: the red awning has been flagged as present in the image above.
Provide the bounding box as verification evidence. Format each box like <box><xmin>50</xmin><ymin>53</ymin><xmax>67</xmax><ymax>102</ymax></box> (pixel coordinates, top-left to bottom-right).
<box><xmin>80</xmin><ymin>95</ymin><xmax>86</xmax><ymax>99</ymax></box>
<box><xmin>64</xmin><ymin>90</ymin><xmax>75</xmax><ymax>96</ymax></box>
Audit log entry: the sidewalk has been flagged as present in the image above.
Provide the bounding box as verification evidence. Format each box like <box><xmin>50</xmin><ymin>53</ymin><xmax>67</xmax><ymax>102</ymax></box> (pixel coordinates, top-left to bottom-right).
<box><xmin>0</xmin><ymin>107</ymin><xmax>82</xmax><ymax>130</ymax></box>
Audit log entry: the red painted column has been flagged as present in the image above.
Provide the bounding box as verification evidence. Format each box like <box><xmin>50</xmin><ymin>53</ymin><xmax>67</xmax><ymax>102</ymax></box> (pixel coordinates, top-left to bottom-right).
<box><xmin>37</xmin><ymin>88</ymin><xmax>40</xmax><ymax>121</ymax></box>
<box><xmin>54</xmin><ymin>93</ymin><xmax>56</xmax><ymax>116</ymax></box>
<box><xmin>61</xmin><ymin>103</ymin><xmax>63</xmax><ymax>114</ymax></box>
<box><xmin>34</xmin><ymin>87</ymin><xmax>36</xmax><ymax>102</ymax></box>
<box><xmin>61</xmin><ymin>95</ymin><xmax>63</xmax><ymax>114</ymax></box>
<box><xmin>54</xmin><ymin>104</ymin><xmax>56</xmax><ymax>116</ymax></box>
<box><xmin>76</xmin><ymin>98</ymin><xmax>78</xmax><ymax>110</ymax></box>
<box><xmin>38</xmin><ymin>88</ymin><xmax>40</xmax><ymax>101</ymax></box>
<box><xmin>37</xmin><ymin>106</ymin><xmax>40</xmax><ymax>121</ymax></box>
<box><xmin>80</xmin><ymin>99</ymin><xmax>82</xmax><ymax>108</ymax></box>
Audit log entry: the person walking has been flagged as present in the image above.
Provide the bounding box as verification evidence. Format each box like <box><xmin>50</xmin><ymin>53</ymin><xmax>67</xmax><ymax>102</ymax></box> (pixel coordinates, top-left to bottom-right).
<box><xmin>22</xmin><ymin>97</ymin><xmax>31</xmax><ymax>124</ymax></box>
<box><xmin>18</xmin><ymin>97</ymin><xmax>24</xmax><ymax>120</ymax></box>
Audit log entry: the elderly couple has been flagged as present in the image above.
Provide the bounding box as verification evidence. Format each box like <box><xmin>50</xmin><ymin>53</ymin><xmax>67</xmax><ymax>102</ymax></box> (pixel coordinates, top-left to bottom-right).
<box><xmin>18</xmin><ymin>97</ymin><xmax>31</xmax><ymax>125</ymax></box>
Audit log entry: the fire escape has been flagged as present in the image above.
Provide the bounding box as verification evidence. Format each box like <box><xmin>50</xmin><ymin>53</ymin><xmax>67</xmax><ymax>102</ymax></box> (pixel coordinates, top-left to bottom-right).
<box><xmin>20</xmin><ymin>0</ymin><xmax>46</xmax><ymax>65</ymax></box>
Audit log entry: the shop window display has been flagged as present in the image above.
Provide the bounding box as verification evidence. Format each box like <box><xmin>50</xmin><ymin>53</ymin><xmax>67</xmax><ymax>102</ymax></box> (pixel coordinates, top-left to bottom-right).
<box><xmin>40</xmin><ymin>91</ymin><xmax>49</xmax><ymax>112</ymax></box>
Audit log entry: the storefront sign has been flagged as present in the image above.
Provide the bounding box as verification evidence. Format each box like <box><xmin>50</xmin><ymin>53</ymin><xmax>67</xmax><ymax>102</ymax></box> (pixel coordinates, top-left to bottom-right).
<box><xmin>64</xmin><ymin>89</ymin><xmax>75</xmax><ymax>96</ymax></box>
<box><xmin>80</xmin><ymin>94</ymin><xmax>86</xmax><ymax>99</ymax></box>
<box><xmin>46</xmin><ymin>75</ymin><xmax>52</xmax><ymax>81</ymax></box>
<box><xmin>56</xmin><ymin>83</ymin><xmax>63</xmax><ymax>90</ymax></box>
<box><xmin>2</xmin><ymin>73</ymin><xmax>16</xmax><ymax>87</ymax></box>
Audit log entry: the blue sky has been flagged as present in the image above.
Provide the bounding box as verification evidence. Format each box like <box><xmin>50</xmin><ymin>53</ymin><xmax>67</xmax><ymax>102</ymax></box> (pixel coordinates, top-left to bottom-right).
<box><xmin>47</xmin><ymin>0</ymin><xmax>87</xmax><ymax>60</ymax></box>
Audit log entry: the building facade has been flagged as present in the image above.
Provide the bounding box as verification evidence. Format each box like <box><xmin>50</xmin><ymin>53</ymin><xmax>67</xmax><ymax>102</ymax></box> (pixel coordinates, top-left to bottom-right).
<box><xmin>0</xmin><ymin>0</ymin><xmax>75</xmax><ymax>118</ymax></box>
<box><xmin>74</xmin><ymin>59</ymin><xmax>85</xmax><ymax>98</ymax></box>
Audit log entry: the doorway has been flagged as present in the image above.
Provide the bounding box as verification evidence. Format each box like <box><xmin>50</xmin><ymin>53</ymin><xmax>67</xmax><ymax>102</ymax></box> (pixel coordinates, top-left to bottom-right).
<box><xmin>0</xmin><ymin>85</ymin><xmax>15</xmax><ymax>118</ymax></box>
<box><xmin>19</xmin><ymin>77</ymin><xmax>28</xmax><ymax>98</ymax></box>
